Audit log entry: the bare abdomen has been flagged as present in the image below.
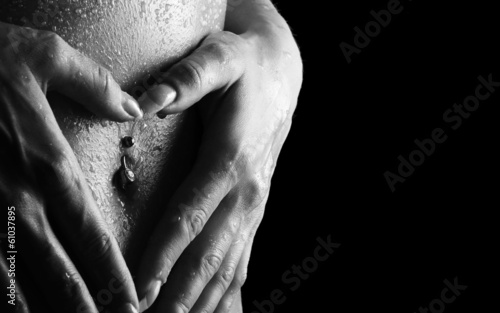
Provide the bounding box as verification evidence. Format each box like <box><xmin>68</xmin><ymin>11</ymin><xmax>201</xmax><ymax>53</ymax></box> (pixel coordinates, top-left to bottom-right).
<box><xmin>1</xmin><ymin>0</ymin><xmax>226</xmax><ymax>271</ymax></box>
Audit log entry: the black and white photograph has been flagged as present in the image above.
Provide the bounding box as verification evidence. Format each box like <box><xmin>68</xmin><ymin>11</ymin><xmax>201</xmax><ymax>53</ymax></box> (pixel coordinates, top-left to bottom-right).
<box><xmin>0</xmin><ymin>0</ymin><xmax>498</xmax><ymax>312</ymax></box>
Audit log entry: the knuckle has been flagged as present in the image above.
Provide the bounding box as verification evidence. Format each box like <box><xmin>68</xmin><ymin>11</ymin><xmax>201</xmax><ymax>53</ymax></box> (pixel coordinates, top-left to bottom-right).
<box><xmin>233</xmin><ymin>268</ymin><xmax>248</xmax><ymax>289</ymax></box>
<box><xmin>40</xmin><ymin>152</ymin><xmax>79</xmax><ymax>195</ymax></box>
<box><xmin>245</xmin><ymin>178</ymin><xmax>269</xmax><ymax>208</ymax></box>
<box><xmin>218</xmin><ymin>264</ymin><xmax>236</xmax><ymax>286</ymax></box>
<box><xmin>182</xmin><ymin>206</ymin><xmax>208</xmax><ymax>241</ymax></box>
<box><xmin>83</xmin><ymin>232</ymin><xmax>113</xmax><ymax>263</ymax></box>
<box><xmin>174</xmin><ymin>58</ymin><xmax>205</xmax><ymax>91</ymax></box>
<box><xmin>32</xmin><ymin>31</ymin><xmax>66</xmax><ymax>72</ymax></box>
<box><xmin>61</xmin><ymin>270</ymin><xmax>85</xmax><ymax>297</ymax></box>
<box><xmin>11</xmin><ymin>189</ymin><xmax>36</xmax><ymax>211</ymax></box>
<box><xmin>41</xmin><ymin>31</ymin><xmax>64</xmax><ymax>52</ymax></box>
<box><xmin>202</xmin><ymin>41</ymin><xmax>234</xmax><ymax>67</ymax></box>
<box><xmin>93</xmin><ymin>65</ymin><xmax>112</xmax><ymax>98</ymax></box>
<box><xmin>214</xmin><ymin>149</ymin><xmax>249</xmax><ymax>185</ymax></box>
<box><xmin>210</xmin><ymin>31</ymin><xmax>247</xmax><ymax>68</ymax></box>
<box><xmin>212</xmin><ymin>31</ymin><xmax>242</xmax><ymax>48</ymax></box>
<box><xmin>196</xmin><ymin>252</ymin><xmax>224</xmax><ymax>281</ymax></box>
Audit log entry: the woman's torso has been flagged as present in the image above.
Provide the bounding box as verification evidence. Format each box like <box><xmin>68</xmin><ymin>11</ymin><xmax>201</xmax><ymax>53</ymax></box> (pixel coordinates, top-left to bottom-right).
<box><xmin>0</xmin><ymin>0</ymin><xmax>227</xmax><ymax>269</ymax></box>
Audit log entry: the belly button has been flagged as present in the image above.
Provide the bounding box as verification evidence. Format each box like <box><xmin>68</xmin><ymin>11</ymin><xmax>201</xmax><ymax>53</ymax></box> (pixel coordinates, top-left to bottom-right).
<box><xmin>121</xmin><ymin>136</ymin><xmax>135</xmax><ymax>148</ymax></box>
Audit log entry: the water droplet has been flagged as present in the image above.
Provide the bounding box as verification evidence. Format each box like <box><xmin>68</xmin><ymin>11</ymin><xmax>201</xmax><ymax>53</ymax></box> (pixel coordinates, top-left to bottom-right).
<box><xmin>140</xmin><ymin>1</ymin><xmax>146</xmax><ymax>18</ymax></box>
<box><xmin>283</xmin><ymin>51</ymin><xmax>293</xmax><ymax>60</ymax></box>
<box><xmin>223</xmin><ymin>268</ymin><xmax>233</xmax><ymax>281</ymax></box>
<box><xmin>170</xmin><ymin>215</ymin><xmax>181</xmax><ymax>223</ymax></box>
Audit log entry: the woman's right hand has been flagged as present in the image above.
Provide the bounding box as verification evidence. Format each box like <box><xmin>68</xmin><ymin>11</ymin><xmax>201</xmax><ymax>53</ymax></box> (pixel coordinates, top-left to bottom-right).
<box><xmin>0</xmin><ymin>22</ymin><xmax>142</xmax><ymax>313</ymax></box>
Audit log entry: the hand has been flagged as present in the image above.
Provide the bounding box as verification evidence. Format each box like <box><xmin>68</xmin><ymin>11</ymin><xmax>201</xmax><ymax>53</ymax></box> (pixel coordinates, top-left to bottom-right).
<box><xmin>135</xmin><ymin>2</ymin><xmax>303</xmax><ymax>312</ymax></box>
<box><xmin>0</xmin><ymin>22</ymin><xmax>142</xmax><ymax>313</ymax></box>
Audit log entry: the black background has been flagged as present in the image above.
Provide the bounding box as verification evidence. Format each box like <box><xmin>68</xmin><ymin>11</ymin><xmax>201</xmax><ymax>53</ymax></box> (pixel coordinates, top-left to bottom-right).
<box><xmin>244</xmin><ymin>1</ymin><xmax>499</xmax><ymax>312</ymax></box>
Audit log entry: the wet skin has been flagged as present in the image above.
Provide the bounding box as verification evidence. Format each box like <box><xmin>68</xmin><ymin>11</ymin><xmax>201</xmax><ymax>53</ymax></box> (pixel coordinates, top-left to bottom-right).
<box><xmin>2</xmin><ymin>0</ymin><xmax>225</xmax><ymax>263</ymax></box>
<box><xmin>1</xmin><ymin>1</ymin><xmax>302</xmax><ymax>312</ymax></box>
<box><xmin>1</xmin><ymin>0</ymin><xmax>232</xmax><ymax>310</ymax></box>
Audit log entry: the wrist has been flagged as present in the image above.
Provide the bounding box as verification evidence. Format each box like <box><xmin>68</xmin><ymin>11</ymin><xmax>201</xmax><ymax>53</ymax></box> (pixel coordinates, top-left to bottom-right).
<box><xmin>225</xmin><ymin>0</ymin><xmax>303</xmax><ymax>95</ymax></box>
<box><xmin>247</xmin><ymin>20</ymin><xmax>303</xmax><ymax>93</ymax></box>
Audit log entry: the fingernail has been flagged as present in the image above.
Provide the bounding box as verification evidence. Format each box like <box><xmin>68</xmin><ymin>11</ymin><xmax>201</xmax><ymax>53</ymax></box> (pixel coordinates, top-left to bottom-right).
<box><xmin>160</xmin><ymin>84</ymin><xmax>177</xmax><ymax>107</ymax></box>
<box><xmin>138</xmin><ymin>84</ymin><xmax>176</xmax><ymax>114</ymax></box>
<box><xmin>117</xmin><ymin>303</ymin><xmax>138</xmax><ymax>313</ymax></box>
<box><xmin>122</xmin><ymin>92</ymin><xmax>143</xmax><ymax>119</ymax></box>
<box><xmin>138</xmin><ymin>280</ymin><xmax>162</xmax><ymax>313</ymax></box>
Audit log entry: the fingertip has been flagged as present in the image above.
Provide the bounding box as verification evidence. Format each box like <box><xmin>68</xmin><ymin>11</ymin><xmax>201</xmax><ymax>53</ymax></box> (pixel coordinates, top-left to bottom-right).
<box><xmin>138</xmin><ymin>84</ymin><xmax>177</xmax><ymax>114</ymax></box>
<box><xmin>138</xmin><ymin>280</ymin><xmax>162</xmax><ymax>313</ymax></box>
<box><xmin>121</xmin><ymin>92</ymin><xmax>144</xmax><ymax>120</ymax></box>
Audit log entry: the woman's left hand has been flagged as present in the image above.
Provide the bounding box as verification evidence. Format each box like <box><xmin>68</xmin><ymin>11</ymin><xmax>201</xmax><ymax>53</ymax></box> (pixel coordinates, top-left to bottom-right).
<box><xmin>136</xmin><ymin>2</ymin><xmax>303</xmax><ymax>312</ymax></box>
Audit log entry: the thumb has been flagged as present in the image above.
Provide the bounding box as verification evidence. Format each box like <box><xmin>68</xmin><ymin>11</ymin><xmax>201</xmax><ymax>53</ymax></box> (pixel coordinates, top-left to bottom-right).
<box><xmin>138</xmin><ymin>32</ymin><xmax>246</xmax><ymax>115</ymax></box>
<box><xmin>35</xmin><ymin>32</ymin><xmax>143</xmax><ymax>121</ymax></box>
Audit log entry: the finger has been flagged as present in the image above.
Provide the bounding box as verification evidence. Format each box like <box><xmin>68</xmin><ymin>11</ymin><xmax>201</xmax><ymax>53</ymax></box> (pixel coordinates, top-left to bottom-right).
<box><xmin>135</xmin><ymin>143</ymin><xmax>242</xmax><ymax>309</ymax></box>
<box><xmin>190</xmin><ymin>236</ymin><xmax>247</xmax><ymax>313</ymax></box>
<box><xmin>140</xmin><ymin>192</ymin><xmax>242</xmax><ymax>313</ymax></box>
<box><xmin>136</xmin><ymin>134</ymin><xmax>271</xmax><ymax>310</ymax></box>
<box><xmin>26</xmin><ymin>29</ymin><xmax>142</xmax><ymax>121</ymax></box>
<box><xmin>189</xmin><ymin>187</ymin><xmax>268</xmax><ymax>313</ymax></box>
<box><xmin>137</xmin><ymin>31</ymin><xmax>247</xmax><ymax>115</ymax></box>
<box><xmin>38</xmin><ymin>147</ymin><xmax>139</xmax><ymax>312</ymax></box>
<box><xmin>214</xmin><ymin>192</ymin><xmax>267</xmax><ymax>313</ymax></box>
<box><xmin>5</xmin><ymin>82</ymin><xmax>139</xmax><ymax>313</ymax></box>
<box><xmin>215</xmin><ymin>240</ymin><xmax>254</xmax><ymax>313</ymax></box>
<box><xmin>14</xmin><ymin>190</ymin><xmax>98</xmax><ymax>313</ymax></box>
<box><xmin>225</xmin><ymin>290</ymin><xmax>243</xmax><ymax>313</ymax></box>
